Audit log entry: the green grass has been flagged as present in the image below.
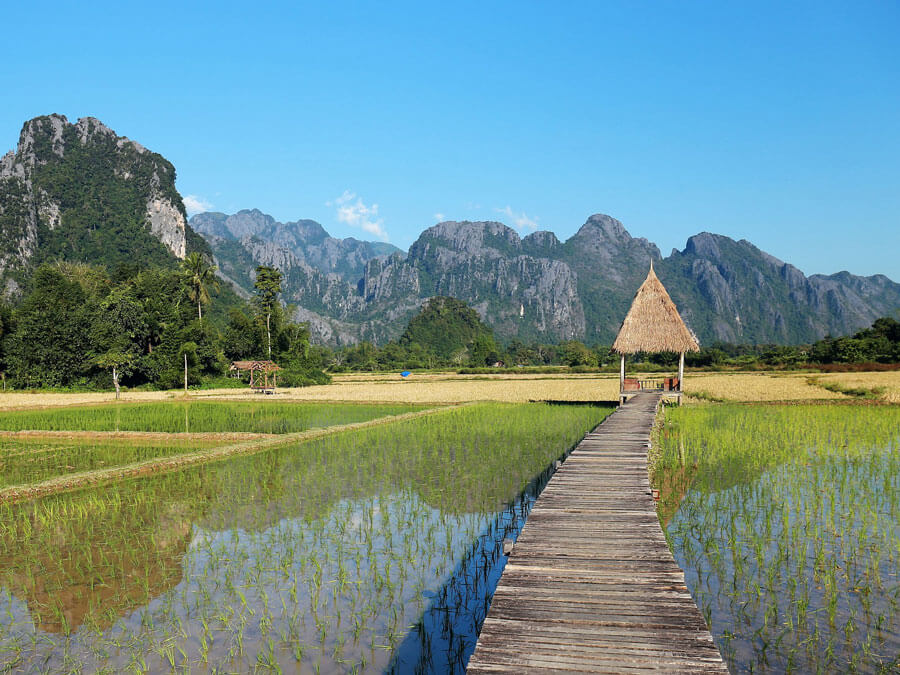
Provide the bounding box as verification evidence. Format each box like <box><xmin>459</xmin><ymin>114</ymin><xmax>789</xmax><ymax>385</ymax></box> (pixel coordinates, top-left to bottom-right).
<box><xmin>654</xmin><ymin>404</ymin><xmax>900</xmax><ymax>673</ymax></box>
<box><xmin>0</xmin><ymin>401</ymin><xmax>611</xmax><ymax>673</ymax></box>
<box><xmin>0</xmin><ymin>401</ymin><xmax>425</xmax><ymax>434</ymax></box>
<box><xmin>0</xmin><ymin>436</ymin><xmax>224</xmax><ymax>488</ymax></box>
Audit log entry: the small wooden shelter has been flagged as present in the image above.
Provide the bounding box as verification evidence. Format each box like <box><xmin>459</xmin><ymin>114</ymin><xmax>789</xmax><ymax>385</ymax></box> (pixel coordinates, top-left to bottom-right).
<box><xmin>230</xmin><ymin>360</ymin><xmax>281</xmax><ymax>394</ymax></box>
<box><xmin>612</xmin><ymin>262</ymin><xmax>699</xmax><ymax>404</ymax></box>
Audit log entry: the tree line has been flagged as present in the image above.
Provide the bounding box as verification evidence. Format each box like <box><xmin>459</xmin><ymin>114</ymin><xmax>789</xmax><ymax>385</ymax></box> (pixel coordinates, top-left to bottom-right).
<box><xmin>0</xmin><ymin>271</ymin><xmax>896</xmax><ymax>390</ymax></box>
<box><xmin>0</xmin><ymin>257</ymin><xmax>328</xmax><ymax>390</ymax></box>
<box><xmin>315</xmin><ymin>309</ymin><xmax>900</xmax><ymax>373</ymax></box>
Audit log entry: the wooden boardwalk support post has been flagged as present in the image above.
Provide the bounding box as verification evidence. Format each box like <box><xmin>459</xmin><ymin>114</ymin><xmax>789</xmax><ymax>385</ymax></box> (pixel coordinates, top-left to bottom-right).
<box><xmin>467</xmin><ymin>393</ymin><xmax>727</xmax><ymax>673</ymax></box>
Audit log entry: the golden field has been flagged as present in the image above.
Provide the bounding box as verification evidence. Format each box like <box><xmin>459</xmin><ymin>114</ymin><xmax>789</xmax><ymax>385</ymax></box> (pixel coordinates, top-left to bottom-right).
<box><xmin>815</xmin><ymin>371</ymin><xmax>900</xmax><ymax>403</ymax></box>
<box><xmin>0</xmin><ymin>374</ymin><xmax>621</xmax><ymax>409</ymax></box>
<box><xmin>6</xmin><ymin>370</ymin><xmax>900</xmax><ymax>409</ymax></box>
<box><xmin>683</xmin><ymin>373</ymin><xmax>848</xmax><ymax>402</ymax></box>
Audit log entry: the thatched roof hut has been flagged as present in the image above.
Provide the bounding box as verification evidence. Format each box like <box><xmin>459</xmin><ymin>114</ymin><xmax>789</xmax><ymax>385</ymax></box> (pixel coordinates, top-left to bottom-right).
<box><xmin>612</xmin><ymin>262</ymin><xmax>698</xmax><ymax>402</ymax></box>
<box><xmin>613</xmin><ymin>262</ymin><xmax>699</xmax><ymax>354</ymax></box>
<box><xmin>230</xmin><ymin>360</ymin><xmax>281</xmax><ymax>392</ymax></box>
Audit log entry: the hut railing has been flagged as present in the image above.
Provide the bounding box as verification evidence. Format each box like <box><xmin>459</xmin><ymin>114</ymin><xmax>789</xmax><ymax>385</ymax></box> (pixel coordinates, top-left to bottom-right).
<box><xmin>621</xmin><ymin>377</ymin><xmax>681</xmax><ymax>393</ymax></box>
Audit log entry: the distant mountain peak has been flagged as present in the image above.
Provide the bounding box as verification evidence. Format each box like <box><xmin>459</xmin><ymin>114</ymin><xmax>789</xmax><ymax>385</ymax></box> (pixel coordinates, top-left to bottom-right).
<box><xmin>1</xmin><ymin>113</ymin><xmax>196</xmax><ymax>294</ymax></box>
<box><xmin>190</xmin><ymin>209</ymin><xmax>401</xmax><ymax>288</ymax></box>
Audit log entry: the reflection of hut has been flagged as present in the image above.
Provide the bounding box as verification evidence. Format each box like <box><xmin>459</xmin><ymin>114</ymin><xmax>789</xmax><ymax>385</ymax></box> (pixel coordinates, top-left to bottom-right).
<box><xmin>229</xmin><ymin>360</ymin><xmax>281</xmax><ymax>393</ymax></box>
<box><xmin>612</xmin><ymin>262</ymin><xmax>699</xmax><ymax>404</ymax></box>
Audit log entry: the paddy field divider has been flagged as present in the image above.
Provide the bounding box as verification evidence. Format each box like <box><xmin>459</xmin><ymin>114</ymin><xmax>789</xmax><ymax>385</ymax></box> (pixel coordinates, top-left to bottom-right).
<box><xmin>0</xmin><ymin>403</ymin><xmax>468</xmax><ymax>504</ymax></box>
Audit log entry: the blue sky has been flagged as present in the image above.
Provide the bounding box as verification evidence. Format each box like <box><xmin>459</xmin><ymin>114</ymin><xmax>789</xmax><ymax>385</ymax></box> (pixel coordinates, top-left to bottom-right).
<box><xmin>2</xmin><ymin>1</ymin><xmax>898</xmax><ymax>279</ymax></box>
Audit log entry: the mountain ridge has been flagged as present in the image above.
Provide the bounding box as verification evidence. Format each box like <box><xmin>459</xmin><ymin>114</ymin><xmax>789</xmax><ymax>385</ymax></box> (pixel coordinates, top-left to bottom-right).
<box><xmin>1</xmin><ymin>113</ymin><xmax>895</xmax><ymax>349</ymax></box>
<box><xmin>194</xmin><ymin>210</ymin><xmax>900</xmax><ymax>347</ymax></box>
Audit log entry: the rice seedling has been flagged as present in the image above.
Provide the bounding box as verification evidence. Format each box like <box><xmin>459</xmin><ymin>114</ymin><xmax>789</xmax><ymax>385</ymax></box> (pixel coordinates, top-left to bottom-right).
<box><xmin>0</xmin><ymin>401</ymin><xmax>424</xmax><ymax>434</ymax></box>
<box><xmin>0</xmin><ymin>401</ymin><xmax>610</xmax><ymax>673</ymax></box>
<box><xmin>0</xmin><ymin>436</ymin><xmax>222</xmax><ymax>487</ymax></box>
<box><xmin>653</xmin><ymin>403</ymin><xmax>900</xmax><ymax>672</ymax></box>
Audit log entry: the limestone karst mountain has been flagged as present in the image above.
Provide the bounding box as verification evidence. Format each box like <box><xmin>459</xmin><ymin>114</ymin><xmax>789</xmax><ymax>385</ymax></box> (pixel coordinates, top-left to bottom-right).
<box><xmin>194</xmin><ymin>210</ymin><xmax>900</xmax><ymax>347</ymax></box>
<box><xmin>0</xmin><ymin>114</ymin><xmax>209</xmax><ymax>296</ymax></box>
<box><xmin>2</xmin><ymin>114</ymin><xmax>896</xmax><ymax>346</ymax></box>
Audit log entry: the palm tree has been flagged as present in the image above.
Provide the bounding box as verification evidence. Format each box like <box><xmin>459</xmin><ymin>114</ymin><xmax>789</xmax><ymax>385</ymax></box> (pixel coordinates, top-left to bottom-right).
<box><xmin>180</xmin><ymin>252</ymin><xmax>218</xmax><ymax>320</ymax></box>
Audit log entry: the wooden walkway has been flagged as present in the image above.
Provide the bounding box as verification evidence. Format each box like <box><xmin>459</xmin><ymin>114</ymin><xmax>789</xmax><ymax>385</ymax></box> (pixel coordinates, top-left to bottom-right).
<box><xmin>467</xmin><ymin>393</ymin><xmax>727</xmax><ymax>673</ymax></box>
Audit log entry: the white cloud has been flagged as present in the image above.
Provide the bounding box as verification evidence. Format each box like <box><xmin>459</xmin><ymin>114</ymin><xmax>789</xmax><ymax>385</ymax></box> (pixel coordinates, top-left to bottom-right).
<box><xmin>496</xmin><ymin>205</ymin><xmax>539</xmax><ymax>232</ymax></box>
<box><xmin>183</xmin><ymin>194</ymin><xmax>213</xmax><ymax>216</ymax></box>
<box><xmin>433</xmin><ymin>212</ymin><xmax>446</xmax><ymax>222</ymax></box>
<box><xmin>327</xmin><ymin>190</ymin><xmax>389</xmax><ymax>241</ymax></box>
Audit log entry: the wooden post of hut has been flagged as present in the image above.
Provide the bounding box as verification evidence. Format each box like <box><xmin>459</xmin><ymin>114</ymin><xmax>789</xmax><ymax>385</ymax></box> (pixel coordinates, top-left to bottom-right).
<box><xmin>612</xmin><ymin>261</ymin><xmax>699</xmax><ymax>405</ymax></box>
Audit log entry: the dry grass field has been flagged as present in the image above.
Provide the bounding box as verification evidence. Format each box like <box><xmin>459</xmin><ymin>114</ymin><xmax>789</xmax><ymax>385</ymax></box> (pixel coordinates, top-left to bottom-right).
<box><xmin>814</xmin><ymin>371</ymin><xmax>900</xmax><ymax>402</ymax></box>
<box><xmin>229</xmin><ymin>373</ymin><xmax>624</xmax><ymax>404</ymax></box>
<box><xmin>684</xmin><ymin>373</ymin><xmax>849</xmax><ymax>402</ymax></box>
<box><xmin>5</xmin><ymin>370</ymin><xmax>899</xmax><ymax>410</ymax></box>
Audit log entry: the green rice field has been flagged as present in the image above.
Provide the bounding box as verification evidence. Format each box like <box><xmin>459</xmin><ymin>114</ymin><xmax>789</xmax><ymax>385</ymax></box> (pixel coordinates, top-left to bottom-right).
<box><xmin>0</xmin><ymin>401</ymin><xmax>611</xmax><ymax>673</ymax></box>
<box><xmin>0</xmin><ymin>436</ymin><xmax>223</xmax><ymax>488</ymax></box>
<box><xmin>654</xmin><ymin>404</ymin><xmax>900</xmax><ymax>673</ymax></box>
<box><xmin>0</xmin><ymin>401</ymin><xmax>424</xmax><ymax>434</ymax></box>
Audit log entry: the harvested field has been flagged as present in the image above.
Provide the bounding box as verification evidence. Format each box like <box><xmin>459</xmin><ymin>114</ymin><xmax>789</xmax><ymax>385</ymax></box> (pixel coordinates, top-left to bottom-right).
<box><xmin>247</xmin><ymin>373</ymin><xmax>623</xmax><ymax>403</ymax></box>
<box><xmin>684</xmin><ymin>373</ymin><xmax>849</xmax><ymax>402</ymax></box>
<box><xmin>815</xmin><ymin>370</ymin><xmax>900</xmax><ymax>402</ymax></box>
<box><xmin>0</xmin><ymin>371</ymin><xmax>889</xmax><ymax>409</ymax></box>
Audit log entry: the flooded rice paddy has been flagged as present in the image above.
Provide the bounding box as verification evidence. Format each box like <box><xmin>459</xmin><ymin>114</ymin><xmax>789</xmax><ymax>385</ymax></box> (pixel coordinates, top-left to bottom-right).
<box><xmin>0</xmin><ymin>401</ymin><xmax>610</xmax><ymax>673</ymax></box>
<box><xmin>655</xmin><ymin>404</ymin><xmax>900</xmax><ymax>673</ymax></box>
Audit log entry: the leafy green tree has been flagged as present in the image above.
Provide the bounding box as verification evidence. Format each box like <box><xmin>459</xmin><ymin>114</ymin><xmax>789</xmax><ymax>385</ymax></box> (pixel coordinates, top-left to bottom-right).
<box><xmin>8</xmin><ymin>266</ymin><xmax>94</xmax><ymax>387</ymax></box>
<box><xmin>469</xmin><ymin>334</ymin><xmax>500</xmax><ymax>367</ymax></box>
<box><xmin>276</xmin><ymin>322</ymin><xmax>330</xmax><ymax>386</ymax></box>
<box><xmin>400</xmin><ymin>296</ymin><xmax>496</xmax><ymax>361</ymax></box>
<box><xmin>223</xmin><ymin>308</ymin><xmax>263</xmax><ymax>360</ymax></box>
<box><xmin>561</xmin><ymin>340</ymin><xmax>599</xmax><ymax>368</ymax></box>
<box><xmin>180</xmin><ymin>252</ymin><xmax>218</xmax><ymax>320</ymax></box>
<box><xmin>253</xmin><ymin>266</ymin><xmax>284</xmax><ymax>358</ymax></box>
<box><xmin>94</xmin><ymin>350</ymin><xmax>133</xmax><ymax>399</ymax></box>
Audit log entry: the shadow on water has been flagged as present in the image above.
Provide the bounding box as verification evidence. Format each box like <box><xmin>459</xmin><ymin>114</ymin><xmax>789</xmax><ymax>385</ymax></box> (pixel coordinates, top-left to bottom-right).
<box><xmin>0</xmin><ymin>402</ymin><xmax>610</xmax><ymax>673</ymax></box>
<box><xmin>388</xmin><ymin>458</ymin><xmax>560</xmax><ymax>673</ymax></box>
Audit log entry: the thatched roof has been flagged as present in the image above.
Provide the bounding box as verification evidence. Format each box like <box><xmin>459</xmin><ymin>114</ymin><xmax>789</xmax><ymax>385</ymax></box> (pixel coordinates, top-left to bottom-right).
<box><xmin>230</xmin><ymin>360</ymin><xmax>281</xmax><ymax>372</ymax></box>
<box><xmin>612</xmin><ymin>262</ymin><xmax>700</xmax><ymax>354</ymax></box>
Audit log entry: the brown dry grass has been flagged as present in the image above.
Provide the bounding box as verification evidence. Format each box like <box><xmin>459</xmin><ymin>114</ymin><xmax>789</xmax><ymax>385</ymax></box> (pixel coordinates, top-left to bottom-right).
<box><xmin>272</xmin><ymin>374</ymin><xmax>622</xmax><ymax>403</ymax></box>
<box><xmin>4</xmin><ymin>370</ymin><xmax>889</xmax><ymax>409</ymax></box>
<box><xmin>0</xmin><ymin>390</ymin><xmax>179</xmax><ymax>411</ymax></box>
<box><xmin>814</xmin><ymin>371</ymin><xmax>900</xmax><ymax>402</ymax></box>
<box><xmin>683</xmin><ymin>373</ymin><xmax>849</xmax><ymax>402</ymax></box>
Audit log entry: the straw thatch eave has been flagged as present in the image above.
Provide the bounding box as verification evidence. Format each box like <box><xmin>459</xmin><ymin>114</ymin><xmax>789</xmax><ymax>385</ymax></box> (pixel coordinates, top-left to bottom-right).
<box><xmin>612</xmin><ymin>262</ymin><xmax>700</xmax><ymax>354</ymax></box>
<box><xmin>230</xmin><ymin>360</ymin><xmax>281</xmax><ymax>372</ymax></box>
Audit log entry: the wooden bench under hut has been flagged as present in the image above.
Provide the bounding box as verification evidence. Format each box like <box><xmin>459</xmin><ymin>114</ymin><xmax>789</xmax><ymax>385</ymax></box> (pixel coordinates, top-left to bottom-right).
<box><xmin>612</xmin><ymin>261</ymin><xmax>699</xmax><ymax>404</ymax></box>
<box><xmin>229</xmin><ymin>360</ymin><xmax>281</xmax><ymax>394</ymax></box>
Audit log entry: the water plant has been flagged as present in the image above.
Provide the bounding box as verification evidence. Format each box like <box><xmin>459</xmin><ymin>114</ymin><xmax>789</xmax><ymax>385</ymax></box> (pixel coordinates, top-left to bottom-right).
<box><xmin>0</xmin><ymin>401</ymin><xmax>610</xmax><ymax>672</ymax></box>
<box><xmin>654</xmin><ymin>403</ymin><xmax>900</xmax><ymax>673</ymax></box>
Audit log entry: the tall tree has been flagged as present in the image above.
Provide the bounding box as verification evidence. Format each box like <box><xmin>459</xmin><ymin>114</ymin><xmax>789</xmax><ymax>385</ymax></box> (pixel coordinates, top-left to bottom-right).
<box><xmin>254</xmin><ymin>266</ymin><xmax>283</xmax><ymax>358</ymax></box>
<box><xmin>180</xmin><ymin>252</ymin><xmax>218</xmax><ymax>320</ymax></box>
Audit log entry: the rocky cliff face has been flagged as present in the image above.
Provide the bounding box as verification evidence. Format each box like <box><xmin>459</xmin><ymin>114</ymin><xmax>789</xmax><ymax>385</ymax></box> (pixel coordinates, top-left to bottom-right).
<box><xmin>658</xmin><ymin>233</ymin><xmax>900</xmax><ymax>344</ymax></box>
<box><xmin>194</xmin><ymin>210</ymin><xmax>899</xmax><ymax>347</ymax></box>
<box><xmin>190</xmin><ymin>209</ymin><xmax>400</xmax><ymax>283</ymax></box>
<box><xmin>0</xmin><ymin>114</ymin><xmax>193</xmax><ymax>295</ymax></box>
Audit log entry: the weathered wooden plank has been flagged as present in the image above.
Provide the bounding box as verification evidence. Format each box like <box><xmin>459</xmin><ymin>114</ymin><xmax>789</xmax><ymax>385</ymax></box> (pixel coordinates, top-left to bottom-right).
<box><xmin>467</xmin><ymin>393</ymin><xmax>727</xmax><ymax>673</ymax></box>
